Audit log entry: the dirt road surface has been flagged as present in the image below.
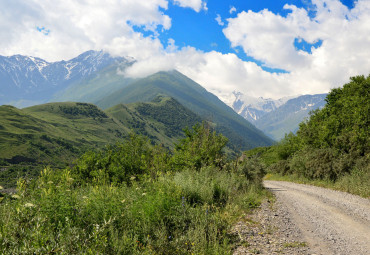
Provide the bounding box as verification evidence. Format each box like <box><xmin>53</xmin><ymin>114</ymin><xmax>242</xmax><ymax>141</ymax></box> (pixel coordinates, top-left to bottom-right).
<box><xmin>264</xmin><ymin>181</ymin><xmax>370</xmax><ymax>255</ymax></box>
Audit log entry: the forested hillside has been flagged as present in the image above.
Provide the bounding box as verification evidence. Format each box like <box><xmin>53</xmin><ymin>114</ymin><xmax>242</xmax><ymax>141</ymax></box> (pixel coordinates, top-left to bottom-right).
<box><xmin>249</xmin><ymin>75</ymin><xmax>369</xmax><ymax>196</ymax></box>
<box><xmin>0</xmin><ymin>97</ymin><xmax>201</xmax><ymax>188</ymax></box>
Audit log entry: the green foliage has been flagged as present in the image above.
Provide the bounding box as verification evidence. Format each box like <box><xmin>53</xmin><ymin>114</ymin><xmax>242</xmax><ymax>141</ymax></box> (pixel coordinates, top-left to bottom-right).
<box><xmin>172</xmin><ymin>123</ymin><xmax>228</xmax><ymax>170</ymax></box>
<box><xmin>58</xmin><ymin>103</ymin><xmax>108</xmax><ymax>118</ymax></box>
<box><xmin>275</xmin><ymin>133</ymin><xmax>301</xmax><ymax>160</ymax></box>
<box><xmin>73</xmin><ymin>133</ymin><xmax>169</xmax><ymax>185</ymax></box>
<box><xmin>257</xmin><ymin>74</ymin><xmax>369</xmax><ymax>187</ymax></box>
<box><xmin>298</xmin><ymin>74</ymin><xmax>369</xmax><ymax>155</ymax></box>
<box><xmin>0</xmin><ymin>98</ymin><xmax>206</xmax><ymax>188</ymax></box>
<box><xmin>236</xmin><ymin>157</ymin><xmax>266</xmax><ymax>188</ymax></box>
<box><xmin>0</xmin><ymin>125</ymin><xmax>267</xmax><ymax>254</ymax></box>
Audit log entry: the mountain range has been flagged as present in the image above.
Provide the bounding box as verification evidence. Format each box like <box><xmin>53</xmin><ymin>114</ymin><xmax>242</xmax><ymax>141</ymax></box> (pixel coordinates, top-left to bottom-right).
<box><xmin>0</xmin><ymin>50</ymin><xmax>132</xmax><ymax>107</ymax></box>
<box><xmin>0</xmin><ymin>50</ymin><xmax>328</xmax><ymax>147</ymax></box>
<box><xmin>229</xmin><ymin>91</ymin><xmax>327</xmax><ymax>140</ymax></box>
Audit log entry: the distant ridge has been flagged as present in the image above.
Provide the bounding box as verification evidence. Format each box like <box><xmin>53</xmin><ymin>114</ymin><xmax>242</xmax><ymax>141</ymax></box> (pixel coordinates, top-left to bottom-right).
<box><xmin>230</xmin><ymin>91</ymin><xmax>327</xmax><ymax>140</ymax></box>
<box><xmin>0</xmin><ymin>50</ymin><xmax>131</xmax><ymax>107</ymax></box>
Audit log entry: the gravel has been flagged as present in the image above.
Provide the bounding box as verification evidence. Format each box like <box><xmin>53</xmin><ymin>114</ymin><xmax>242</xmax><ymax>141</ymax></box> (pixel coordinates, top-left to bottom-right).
<box><xmin>263</xmin><ymin>181</ymin><xmax>370</xmax><ymax>255</ymax></box>
<box><xmin>232</xmin><ymin>181</ymin><xmax>370</xmax><ymax>255</ymax></box>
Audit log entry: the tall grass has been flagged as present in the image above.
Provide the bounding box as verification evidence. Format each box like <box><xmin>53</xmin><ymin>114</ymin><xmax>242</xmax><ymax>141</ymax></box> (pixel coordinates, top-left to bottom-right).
<box><xmin>0</xmin><ymin>165</ymin><xmax>265</xmax><ymax>254</ymax></box>
<box><xmin>0</xmin><ymin>124</ymin><xmax>267</xmax><ymax>254</ymax></box>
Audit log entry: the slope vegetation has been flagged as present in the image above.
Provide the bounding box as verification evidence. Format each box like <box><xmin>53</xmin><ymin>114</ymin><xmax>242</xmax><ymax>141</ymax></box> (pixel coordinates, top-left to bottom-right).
<box><xmin>250</xmin><ymin>74</ymin><xmax>370</xmax><ymax>197</ymax></box>
<box><xmin>97</xmin><ymin>70</ymin><xmax>273</xmax><ymax>150</ymax></box>
<box><xmin>0</xmin><ymin>97</ymin><xmax>202</xmax><ymax>188</ymax></box>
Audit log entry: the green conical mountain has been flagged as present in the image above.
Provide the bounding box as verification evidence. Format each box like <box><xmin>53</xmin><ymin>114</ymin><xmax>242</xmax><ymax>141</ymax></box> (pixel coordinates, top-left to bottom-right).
<box><xmin>97</xmin><ymin>70</ymin><xmax>274</xmax><ymax>150</ymax></box>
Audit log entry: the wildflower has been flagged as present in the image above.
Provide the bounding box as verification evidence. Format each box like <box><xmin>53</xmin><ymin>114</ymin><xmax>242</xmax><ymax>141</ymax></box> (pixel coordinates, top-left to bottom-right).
<box><xmin>24</xmin><ymin>203</ymin><xmax>35</xmax><ymax>208</ymax></box>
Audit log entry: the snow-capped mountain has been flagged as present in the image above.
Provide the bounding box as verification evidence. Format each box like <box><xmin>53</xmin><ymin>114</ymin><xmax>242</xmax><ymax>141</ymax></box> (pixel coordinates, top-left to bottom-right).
<box><xmin>0</xmin><ymin>50</ymin><xmax>131</xmax><ymax>107</ymax></box>
<box><xmin>231</xmin><ymin>91</ymin><xmax>295</xmax><ymax>123</ymax></box>
<box><xmin>229</xmin><ymin>91</ymin><xmax>327</xmax><ymax>140</ymax></box>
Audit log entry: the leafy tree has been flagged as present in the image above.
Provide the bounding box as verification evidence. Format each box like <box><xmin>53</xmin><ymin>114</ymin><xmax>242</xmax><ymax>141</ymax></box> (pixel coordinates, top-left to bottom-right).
<box><xmin>261</xmin><ymin>74</ymin><xmax>370</xmax><ymax>181</ymax></box>
<box><xmin>172</xmin><ymin>122</ymin><xmax>228</xmax><ymax>170</ymax></box>
<box><xmin>72</xmin><ymin>133</ymin><xmax>168</xmax><ymax>185</ymax></box>
<box><xmin>298</xmin><ymin>74</ymin><xmax>369</xmax><ymax>155</ymax></box>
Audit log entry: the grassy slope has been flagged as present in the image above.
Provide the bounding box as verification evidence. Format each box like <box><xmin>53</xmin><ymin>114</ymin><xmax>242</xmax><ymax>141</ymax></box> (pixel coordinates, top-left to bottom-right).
<box><xmin>0</xmin><ymin>98</ymin><xmax>203</xmax><ymax>188</ymax></box>
<box><xmin>106</xmin><ymin>96</ymin><xmax>202</xmax><ymax>149</ymax></box>
<box><xmin>97</xmin><ymin>70</ymin><xmax>274</xmax><ymax>150</ymax></box>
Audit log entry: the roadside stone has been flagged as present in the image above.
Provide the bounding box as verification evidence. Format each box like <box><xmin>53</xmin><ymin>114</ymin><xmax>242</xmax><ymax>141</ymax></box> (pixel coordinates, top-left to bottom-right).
<box><xmin>232</xmin><ymin>200</ymin><xmax>313</xmax><ymax>255</ymax></box>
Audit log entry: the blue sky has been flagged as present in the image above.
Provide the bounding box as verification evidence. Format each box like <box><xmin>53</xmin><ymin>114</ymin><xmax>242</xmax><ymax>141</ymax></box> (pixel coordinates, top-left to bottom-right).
<box><xmin>134</xmin><ymin>0</ymin><xmax>316</xmax><ymax>72</ymax></box>
<box><xmin>0</xmin><ymin>0</ymin><xmax>368</xmax><ymax>101</ymax></box>
<box><xmin>130</xmin><ymin>0</ymin><xmax>358</xmax><ymax>76</ymax></box>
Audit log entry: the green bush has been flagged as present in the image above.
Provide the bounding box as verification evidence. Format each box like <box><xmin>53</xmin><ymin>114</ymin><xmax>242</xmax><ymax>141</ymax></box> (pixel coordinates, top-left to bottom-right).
<box><xmin>172</xmin><ymin>123</ymin><xmax>228</xmax><ymax>171</ymax></box>
<box><xmin>72</xmin><ymin>133</ymin><xmax>169</xmax><ymax>185</ymax></box>
<box><xmin>236</xmin><ymin>157</ymin><xmax>266</xmax><ymax>188</ymax></box>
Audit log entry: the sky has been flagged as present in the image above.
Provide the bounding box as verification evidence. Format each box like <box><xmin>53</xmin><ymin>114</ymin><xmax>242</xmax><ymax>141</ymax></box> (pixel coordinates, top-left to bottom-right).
<box><xmin>0</xmin><ymin>0</ymin><xmax>369</xmax><ymax>102</ymax></box>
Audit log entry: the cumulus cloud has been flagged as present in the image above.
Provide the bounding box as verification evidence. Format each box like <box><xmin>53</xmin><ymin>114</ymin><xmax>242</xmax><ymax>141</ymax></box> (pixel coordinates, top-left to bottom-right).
<box><xmin>222</xmin><ymin>0</ymin><xmax>370</xmax><ymax>98</ymax></box>
<box><xmin>0</xmin><ymin>0</ymin><xmax>171</xmax><ymax>61</ymax></box>
<box><xmin>229</xmin><ymin>6</ymin><xmax>237</xmax><ymax>14</ymax></box>
<box><xmin>124</xmin><ymin>46</ymin><xmax>293</xmax><ymax>102</ymax></box>
<box><xmin>123</xmin><ymin>0</ymin><xmax>370</xmax><ymax>102</ymax></box>
<box><xmin>215</xmin><ymin>14</ymin><xmax>224</xmax><ymax>26</ymax></box>
<box><xmin>173</xmin><ymin>0</ymin><xmax>207</xmax><ymax>12</ymax></box>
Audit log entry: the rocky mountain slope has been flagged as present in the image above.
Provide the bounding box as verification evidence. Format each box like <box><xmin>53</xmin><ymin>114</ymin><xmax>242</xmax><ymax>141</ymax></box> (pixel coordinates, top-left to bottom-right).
<box><xmin>229</xmin><ymin>92</ymin><xmax>327</xmax><ymax>140</ymax></box>
<box><xmin>0</xmin><ymin>50</ymin><xmax>132</xmax><ymax>107</ymax></box>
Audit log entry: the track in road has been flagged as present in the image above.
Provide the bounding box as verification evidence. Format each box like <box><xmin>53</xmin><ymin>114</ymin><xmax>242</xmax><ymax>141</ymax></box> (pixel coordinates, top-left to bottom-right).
<box><xmin>264</xmin><ymin>181</ymin><xmax>370</xmax><ymax>255</ymax></box>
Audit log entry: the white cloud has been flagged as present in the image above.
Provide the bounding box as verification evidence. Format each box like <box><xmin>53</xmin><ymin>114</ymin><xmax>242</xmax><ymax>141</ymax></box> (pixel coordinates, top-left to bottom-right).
<box><xmin>215</xmin><ymin>14</ymin><xmax>224</xmax><ymax>26</ymax></box>
<box><xmin>0</xmin><ymin>0</ymin><xmax>171</xmax><ymax>61</ymax></box>
<box><xmin>221</xmin><ymin>0</ymin><xmax>370</xmax><ymax>98</ymax></box>
<box><xmin>229</xmin><ymin>6</ymin><xmax>237</xmax><ymax>14</ymax></box>
<box><xmin>173</xmin><ymin>0</ymin><xmax>207</xmax><ymax>12</ymax></box>
<box><xmin>124</xmin><ymin>46</ymin><xmax>294</xmax><ymax>101</ymax></box>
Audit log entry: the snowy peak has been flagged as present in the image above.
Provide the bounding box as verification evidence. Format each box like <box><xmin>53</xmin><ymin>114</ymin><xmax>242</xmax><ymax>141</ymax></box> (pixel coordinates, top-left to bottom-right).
<box><xmin>0</xmin><ymin>50</ymin><xmax>132</xmax><ymax>107</ymax></box>
<box><xmin>229</xmin><ymin>91</ymin><xmax>327</xmax><ymax>140</ymax></box>
<box><xmin>231</xmin><ymin>91</ymin><xmax>296</xmax><ymax>123</ymax></box>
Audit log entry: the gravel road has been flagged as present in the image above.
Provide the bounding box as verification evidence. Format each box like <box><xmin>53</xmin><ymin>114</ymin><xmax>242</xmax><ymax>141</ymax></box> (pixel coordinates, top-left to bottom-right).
<box><xmin>264</xmin><ymin>181</ymin><xmax>370</xmax><ymax>255</ymax></box>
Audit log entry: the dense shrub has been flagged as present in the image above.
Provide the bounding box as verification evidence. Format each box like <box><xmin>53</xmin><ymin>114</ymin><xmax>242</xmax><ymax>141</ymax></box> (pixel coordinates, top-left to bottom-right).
<box><xmin>172</xmin><ymin>123</ymin><xmax>228</xmax><ymax>170</ymax></box>
<box><xmin>72</xmin><ymin>133</ymin><xmax>169</xmax><ymax>185</ymax></box>
<box><xmin>257</xmin><ymin>74</ymin><xmax>369</xmax><ymax>184</ymax></box>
